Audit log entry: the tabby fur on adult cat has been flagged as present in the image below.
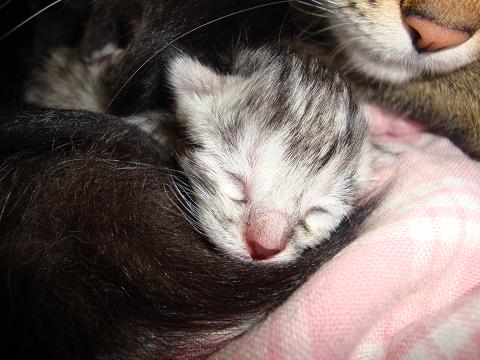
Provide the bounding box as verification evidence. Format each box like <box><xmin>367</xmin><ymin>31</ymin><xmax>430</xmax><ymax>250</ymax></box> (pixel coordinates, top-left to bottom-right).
<box><xmin>294</xmin><ymin>0</ymin><xmax>480</xmax><ymax>158</ymax></box>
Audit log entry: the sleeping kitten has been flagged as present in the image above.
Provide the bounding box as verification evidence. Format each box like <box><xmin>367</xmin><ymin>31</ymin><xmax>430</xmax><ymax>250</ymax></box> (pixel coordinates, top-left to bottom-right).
<box><xmin>170</xmin><ymin>47</ymin><xmax>373</xmax><ymax>260</ymax></box>
<box><xmin>26</xmin><ymin>45</ymin><xmax>375</xmax><ymax>261</ymax></box>
<box><xmin>295</xmin><ymin>0</ymin><xmax>480</xmax><ymax>157</ymax></box>
<box><xmin>8</xmin><ymin>2</ymin><xmax>387</xmax><ymax>356</ymax></box>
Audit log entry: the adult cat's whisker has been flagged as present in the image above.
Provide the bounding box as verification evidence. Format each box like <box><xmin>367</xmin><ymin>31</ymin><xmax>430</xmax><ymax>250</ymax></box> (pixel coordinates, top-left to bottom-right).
<box><xmin>302</xmin><ymin>21</ymin><xmax>350</xmax><ymax>37</ymax></box>
<box><xmin>0</xmin><ymin>0</ymin><xmax>63</xmax><ymax>41</ymax></box>
<box><xmin>105</xmin><ymin>0</ymin><xmax>291</xmax><ymax>111</ymax></box>
<box><xmin>327</xmin><ymin>35</ymin><xmax>364</xmax><ymax>63</ymax></box>
<box><xmin>311</xmin><ymin>0</ymin><xmax>343</xmax><ymax>10</ymax></box>
<box><xmin>169</xmin><ymin>179</ymin><xmax>200</xmax><ymax>217</ymax></box>
<box><xmin>302</xmin><ymin>0</ymin><xmax>339</xmax><ymax>14</ymax></box>
<box><xmin>290</xmin><ymin>2</ymin><xmax>332</xmax><ymax>19</ymax></box>
<box><xmin>296</xmin><ymin>1</ymin><xmax>338</xmax><ymax>17</ymax></box>
<box><xmin>306</xmin><ymin>0</ymin><xmax>356</xmax><ymax>13</ymax></box>
<box><xmin>0</xmin><ymin>0</ymin><xmax>14</xmax><ymax>11</ymax></box>
<box><xmin>292</xmin><ymin>0</ymin><xmax>337</xmax><ymax>13</ymax></box>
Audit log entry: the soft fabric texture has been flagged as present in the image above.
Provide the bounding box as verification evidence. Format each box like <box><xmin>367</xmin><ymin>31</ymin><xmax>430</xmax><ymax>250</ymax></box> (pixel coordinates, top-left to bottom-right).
<box><xmin>210</xmin><ymin>107</ymin><xmax>480</xmax><ymax>359</ymax></box>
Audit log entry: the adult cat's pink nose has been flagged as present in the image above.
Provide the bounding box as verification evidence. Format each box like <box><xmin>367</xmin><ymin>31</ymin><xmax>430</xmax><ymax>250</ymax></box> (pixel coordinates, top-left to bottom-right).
<box><xmin>405</xmin><ymin>16</ymin><xmax>471</xmax><ymax>52</ymax></box>
<box><xmin>245</xmin><ymin>210</ymin><xmax>289</xmax><ymax>260</ymax></box>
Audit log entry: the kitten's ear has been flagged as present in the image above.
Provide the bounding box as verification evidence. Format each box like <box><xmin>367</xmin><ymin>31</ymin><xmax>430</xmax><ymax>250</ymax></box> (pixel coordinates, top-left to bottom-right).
<box><xmin>169</xmin><ymin>55</ymin><xmax>224</xmax><ymax>98</ymax></box>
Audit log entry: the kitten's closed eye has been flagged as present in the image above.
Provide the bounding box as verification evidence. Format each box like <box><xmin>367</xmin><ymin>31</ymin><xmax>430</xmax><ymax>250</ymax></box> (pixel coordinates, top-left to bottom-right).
<box><xmin>225</xmin><ymin>171</ymin><xmax>249</xmax><ymax>203</ymax></box>
<box><xmin>306</xmin><ymin>206</ymin><xmax>328</xmax><ymax>217</ymax></box>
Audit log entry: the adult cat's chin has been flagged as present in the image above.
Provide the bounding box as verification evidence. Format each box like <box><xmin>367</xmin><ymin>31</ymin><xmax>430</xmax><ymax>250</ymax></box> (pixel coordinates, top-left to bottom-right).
<box><xmin>344</xmin><ymin>41</ymin><xmax>480</xmax><ymax>83</ymax></box>
<box><xmin>345</xmin><ymin>49</ymin><xmax>421</xmax><ymax>83</ymax></box>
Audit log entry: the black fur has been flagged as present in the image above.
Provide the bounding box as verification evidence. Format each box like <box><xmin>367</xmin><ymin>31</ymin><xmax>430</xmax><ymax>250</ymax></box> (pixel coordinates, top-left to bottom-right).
<box><xmin>0</xmin><ymin>108</ymin><xmax>380</xmax><ymax>359</ymax></box>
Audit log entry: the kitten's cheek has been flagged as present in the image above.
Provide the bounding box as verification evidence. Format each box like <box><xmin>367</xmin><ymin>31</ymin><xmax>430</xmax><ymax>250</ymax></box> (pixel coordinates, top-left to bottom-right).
<box><xmin>303</xmin><ymin>213</ymin><xmax>328</xmax><ymax>234</ymax></box>
<box><xmin>300</xmin><ymin>214</ymin><xmax>338</xmax><ymax>245</ymax></box>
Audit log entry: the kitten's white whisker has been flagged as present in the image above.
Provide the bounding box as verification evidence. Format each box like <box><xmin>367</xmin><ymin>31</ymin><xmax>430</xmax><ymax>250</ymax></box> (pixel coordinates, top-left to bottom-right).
<box><xmin>172</xmin><ymin>181</ymin><xmax>198</xmax><ymax>215</ymax></box>
<box><xmin>168</xmin><ymin>180</ymin><xmax>203</xmax><ymax>226</ymax></box>
<box><xmin>173</xmin><ymin>181</ymin><xmax>197</xmax><ymax>198</ymax></box>
<box><xmin>164</xmin><ymin>183</ymin><xmax>206</xmax><ymax>236</ymax></box>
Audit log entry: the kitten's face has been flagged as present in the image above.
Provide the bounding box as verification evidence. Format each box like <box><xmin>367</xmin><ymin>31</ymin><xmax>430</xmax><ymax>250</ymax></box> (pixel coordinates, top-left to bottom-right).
<box><xmin>306</xmin><ymin>0</ymin><xmax>480</xmax><ymax>82</ymax></box>
<box><xmin>170</xmin><ymin>50</ymin><xmax>371</xmax><ymax>262</ymax></box>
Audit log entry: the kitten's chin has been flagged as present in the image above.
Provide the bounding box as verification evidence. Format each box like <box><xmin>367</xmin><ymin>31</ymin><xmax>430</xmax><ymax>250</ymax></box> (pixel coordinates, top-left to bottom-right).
<box><xmin>218</xmin><ymin>240</ymin><xmax>300</xmax><ymax>264</ymax></box>
<box><xmin>265</xmin><ymin>247</ymin><xmax>300</xmax><ymax>264</ymax></box>
<box><xmin>251</xmin><ymin>244</ymin><xmax>301</xmax><ymax>264</ymax></box>
<box><xmin>229</xmin><ymin>249</ymin><xmax>300</xmax><ymax>264</ymax></box>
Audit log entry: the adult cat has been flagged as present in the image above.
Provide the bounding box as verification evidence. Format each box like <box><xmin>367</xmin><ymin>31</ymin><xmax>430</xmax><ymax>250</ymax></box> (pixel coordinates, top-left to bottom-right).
<box><xmin>296</xmin><ymin>0</ymin><xmax>480</xmax><ymax>157</ymax></box>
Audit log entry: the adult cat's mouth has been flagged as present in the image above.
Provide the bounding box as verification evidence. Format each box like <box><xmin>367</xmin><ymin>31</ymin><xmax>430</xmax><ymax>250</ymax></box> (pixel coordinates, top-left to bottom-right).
<box><xmin>341</xmin><ymin>38</ymin><xmax>480</xmax><ymax>83</ymax></box>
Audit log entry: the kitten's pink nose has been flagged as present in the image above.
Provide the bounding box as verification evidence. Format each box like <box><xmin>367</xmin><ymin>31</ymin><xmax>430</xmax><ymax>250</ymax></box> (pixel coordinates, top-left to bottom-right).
<box><xmin>245</xmin><ymin>210</ymin><xmax>289</xmax><ymax>260</ymax></box>
<box><xmin>405</xmin><ymin>16</ymin><xmax>471</xmax><ymax>52</ymax></box>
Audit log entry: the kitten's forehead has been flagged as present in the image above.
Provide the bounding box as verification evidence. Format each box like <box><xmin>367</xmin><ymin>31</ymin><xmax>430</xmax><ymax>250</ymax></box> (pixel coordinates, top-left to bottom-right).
<box><xmin>172</xmin><ymin>49</ymin><xmax>368</xmax><ymax>195</ymax></box>
<box><xmin>210</xmin><ymin>60</ymin><xmax>367</xmax><ymax>176</ymax></box>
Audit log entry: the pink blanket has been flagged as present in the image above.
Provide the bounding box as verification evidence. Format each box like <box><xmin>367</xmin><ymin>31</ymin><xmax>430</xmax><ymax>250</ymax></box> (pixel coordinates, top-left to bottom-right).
<box><xmin>211</xmin><ymin>107</ymin><xmax>480</xmax><ymax>359</ymax></box>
